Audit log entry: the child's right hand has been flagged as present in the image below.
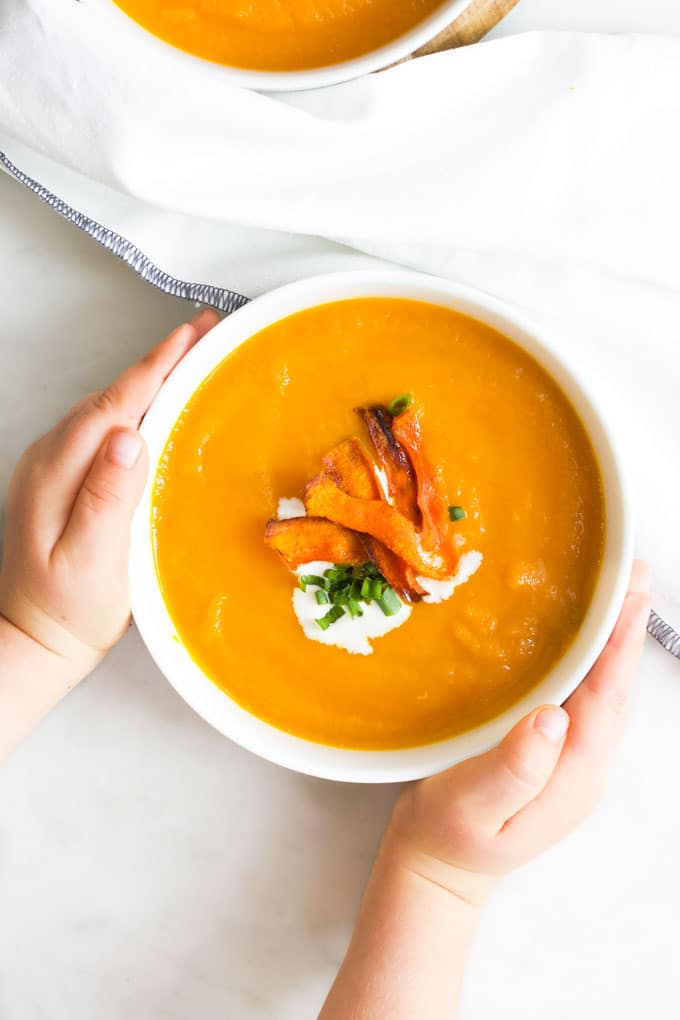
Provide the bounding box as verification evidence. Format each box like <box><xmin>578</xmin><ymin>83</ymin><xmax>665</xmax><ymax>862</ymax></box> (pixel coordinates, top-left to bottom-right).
<box><xmin>0</xmin><ymin>309</ymin><xmax>219</xmax><ymax>688</ymax></box>
<box><xmin>387</xmin><ymin>561</ymin><xmax>651</xmax><ymax>907</ymax></box>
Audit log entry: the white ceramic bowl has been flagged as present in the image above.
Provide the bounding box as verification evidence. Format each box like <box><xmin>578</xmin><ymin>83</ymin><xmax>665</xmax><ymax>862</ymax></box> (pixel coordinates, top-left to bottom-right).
<box><xmin>105</xmin><ymin>0</ymin><xmax>476</xmax><ymax>91</ymax></box>
<box><xmin>130</xmin><ymin>270</ymin><xmax>633</xmax><ymax>783</ymax></box>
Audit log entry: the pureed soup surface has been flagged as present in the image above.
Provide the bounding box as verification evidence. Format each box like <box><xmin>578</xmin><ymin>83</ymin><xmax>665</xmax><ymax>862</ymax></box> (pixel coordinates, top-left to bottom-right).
<box><xmin>152</xmin><ymin>298</ymin><xmax>605</xmax><ymax>750</ymax></box>
<box><xmin>113</xmin><ymin>0</ymin><xmax>444</xmax><ymax>71</ymax></box>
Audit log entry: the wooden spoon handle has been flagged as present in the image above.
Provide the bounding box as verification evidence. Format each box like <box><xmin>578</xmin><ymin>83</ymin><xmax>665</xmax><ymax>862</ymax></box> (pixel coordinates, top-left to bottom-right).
<box><xmin>411</xmin><ymin>0</ymin><xmax>520</xmax><ymax>58</ymax></box>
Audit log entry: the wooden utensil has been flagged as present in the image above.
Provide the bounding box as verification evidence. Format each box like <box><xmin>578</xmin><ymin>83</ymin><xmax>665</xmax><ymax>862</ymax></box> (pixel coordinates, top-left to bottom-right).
<box><xmin>408</xmin><ymin>0</ymin><xmax>519</xmax><ymax>60</ymax></box>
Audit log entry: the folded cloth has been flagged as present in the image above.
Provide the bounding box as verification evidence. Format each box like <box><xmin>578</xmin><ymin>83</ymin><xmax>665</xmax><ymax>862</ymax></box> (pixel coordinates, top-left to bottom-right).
<box><xmin>0</xmin><ymin>7</ymin><xmax>678</xmax><ymax>624</ymax></box>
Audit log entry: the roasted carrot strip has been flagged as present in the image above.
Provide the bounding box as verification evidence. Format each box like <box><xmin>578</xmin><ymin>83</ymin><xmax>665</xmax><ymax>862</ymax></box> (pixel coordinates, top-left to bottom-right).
<box><xmin>392</xmin><ymin>406</ymin><xmax>456</xmax><ymax>567</ymax></box>
<box><xmin>356</xmin><ymin>405</ymin><xmax>421</xmax><ymax>524</ymax></box>
<box><xmin>361</xmin><ymin>536</ymin><xmax>426</xmax><ymax>602</ymax></box>
<box><xmin>322</xmin><ymin>436</ymin><xmax>381</xmax><ymax>500</ymax></box>
<box><xmin>265</xmin><ymin>516</ymin><xmax>366</xmax><ymax>570</ymax></box>
<box><xmin>323</xmin><ymin>436</ymin><xmax>424</xmax><ymax>597</ymax></box>
<box><xmin>304</xmin><ymin>475</ymin><xmax>449</xmax><ymax>580</ymax></box>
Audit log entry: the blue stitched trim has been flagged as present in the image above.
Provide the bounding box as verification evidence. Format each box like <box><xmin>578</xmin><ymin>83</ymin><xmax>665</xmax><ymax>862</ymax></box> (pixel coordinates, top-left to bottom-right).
<box><xmin>0</xmin><ymin>149</ymin><xmax>250</xmax><ymax>314</ymax></box>
<box><xmin>647</xmin><ymin>609</ymin><xmax>680</xmax><ymax>660</ymax></box>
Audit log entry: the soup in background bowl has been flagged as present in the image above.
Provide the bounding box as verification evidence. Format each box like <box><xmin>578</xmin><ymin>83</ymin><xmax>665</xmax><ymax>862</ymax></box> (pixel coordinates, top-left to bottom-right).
<box><xmin>108</xmin><ymin>0</ymin><xmax>475</xmax><ymax>89</ymax></box>
<box><xmin>130</xmin><ymin>271</ymin><xmax>633</xmax><ymax>782</ymax></box>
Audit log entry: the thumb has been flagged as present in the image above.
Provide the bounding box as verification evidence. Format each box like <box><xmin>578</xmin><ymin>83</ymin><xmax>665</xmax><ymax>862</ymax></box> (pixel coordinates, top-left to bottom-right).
<box><xmin>61</xmin><ymin>429</ymin><xmax>148</xmax><ymax>565</ymax></box>
<box><xmin>463</xmin><ymin>706</ymin><xmax>570</xmax><ymax>831</ymax></box>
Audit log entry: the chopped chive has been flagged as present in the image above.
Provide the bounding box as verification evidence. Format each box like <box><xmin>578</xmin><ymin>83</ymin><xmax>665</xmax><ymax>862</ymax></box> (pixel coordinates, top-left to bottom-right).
<box><xmin>317</xmin><ymin>605</ymin><xmax>346</xmax><ymax>630</ymax></box>
<box><xmin>377</xmin><ymin>586</ymin><xmax>402</xmax><ymax>617</ymax></box>
<box><xmin>324</xmin><ymin>566</ymin><xmax>352</xmax><ymax>583</ymax></box>
<box><xmin>305</xmin><ymin>562</ymin><xmax>397</xmax><ymax>628</ymax></box>
<box><xmin>388</xmin><ymin>392</ymin><xmax>413</xmax><ymax>417</ymax></box>
<box><xmin>300</xmin><ymin>574</ymin><xmax>328</xmax><ymax>589</ymax></box>
<box><xmin>448</xmin><ymin>505</ymin><xmax>466</xmax><ymax>522</ymax></box>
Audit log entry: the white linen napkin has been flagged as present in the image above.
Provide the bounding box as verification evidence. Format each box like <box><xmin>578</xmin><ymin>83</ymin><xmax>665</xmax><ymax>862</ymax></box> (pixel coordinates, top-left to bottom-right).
<box><xmin>1</xmin><ymin>3</ymin><xmax>679</xmax><ymax>625</ymax></box>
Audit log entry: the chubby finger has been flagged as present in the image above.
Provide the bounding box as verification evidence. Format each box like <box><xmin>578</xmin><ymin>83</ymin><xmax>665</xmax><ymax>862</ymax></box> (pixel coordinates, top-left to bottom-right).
<box><xmin>580</xmin><ymin>560</ymin><xmax>650</xmax><ymax>699</ymax></box>
<box><xmin>461</xmin><ymin>706</ymin><xmax>569</xmax><ymax>831</ymax></box>
<box><xmin>57</xmin><ymin>310</ymin><xmax>219</xmax><ymax>437</ymax></box>
<box><xmin>59</xmin><ymin>429</ymin><xmax>149</xmax><ymax>569</ymax></box>
<box><xmin>562</xmin><ymin>560</ymin><xmax>651</xmax><ymax>756</ymax></box>
<box><xmin>94</xmin><ymin>310</ymin><xmax>219</xmax><ymax>425</ymax></box>
<box><xmin>26</xmin><ymin>312</ymin><xmax>219</xmax><ymax>547</ymax></box>
<box><xmin>499</xmin><ymin>562</ymin><xmax>652</xmax><ymax>850</ymax></box>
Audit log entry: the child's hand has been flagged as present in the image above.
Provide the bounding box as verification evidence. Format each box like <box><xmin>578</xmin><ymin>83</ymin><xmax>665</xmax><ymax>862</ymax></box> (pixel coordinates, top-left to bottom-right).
<box><xmin>388</xmin><ymin>561</ymin><xmax>651</xmax><ymax>906</ymax></box>
<box><xmin>0</xmin><ymin>310</ymin><xmax>219</xmax><ymax>686</ymax></box>
<box><xmin>324</xmin><ymin>568</ymin><xmax>651</xmax><ymax>1020</ymax></box>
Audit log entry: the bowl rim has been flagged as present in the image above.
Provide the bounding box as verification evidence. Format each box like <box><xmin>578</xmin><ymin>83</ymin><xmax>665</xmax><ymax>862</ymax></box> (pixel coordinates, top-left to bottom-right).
<box><xmin>130</xmin><ymin>269</ymin><xmax>634</xmax><ymax>783</ymax></box>
<box><xmin>106</xmin><ymin>0</ymin><xmax>477</xmax><ymax>91</ymax></box>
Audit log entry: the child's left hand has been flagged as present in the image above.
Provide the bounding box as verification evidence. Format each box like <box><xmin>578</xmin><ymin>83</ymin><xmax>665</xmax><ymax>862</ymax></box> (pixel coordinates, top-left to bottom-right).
<box><xmin>387</xmin><ymin>561</ymin><xmax>651</xmax><ymax>906</ymax></box>
<box><xmin>320</xmin><ymin>566</ymin><xmax>651</xmax><ymax>1020</ymax></box>
<box><xmin>0</xmin><ymin>309</ymin><xmax>219</xmax><ymax>685</ymax></box>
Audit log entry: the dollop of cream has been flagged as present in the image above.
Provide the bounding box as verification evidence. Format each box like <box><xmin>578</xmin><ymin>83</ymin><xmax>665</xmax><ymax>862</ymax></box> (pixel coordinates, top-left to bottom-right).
<box><xmin>417</xmin><ymin>551</ymin><xmax>484</xmax><ymax>603</ymax></box>
<box><xmin>277</xmin><ymin>497</ymin><xmax>483</xmax><ymax>655</ymax></box>
<box><xmin>292</xmin><ymin>552</ymin><xmax>483</xmax><ymax>656</ymax></box>
<box><xmin>293</xmin><ymin>562</ymin><xmax>411</xmax><ymax>656</ymax></box>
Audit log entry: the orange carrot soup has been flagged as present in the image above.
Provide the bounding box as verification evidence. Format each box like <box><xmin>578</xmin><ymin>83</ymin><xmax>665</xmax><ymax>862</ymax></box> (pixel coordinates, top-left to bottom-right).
<box><xmin>151</xmin><ymin>298</ymin><xmax>605</xmax><ymax>750</ymax></box>
<box><xmin>113</xmin><ymin>0</ymin><xmax>444</xmax><ymax>71</ymax></box>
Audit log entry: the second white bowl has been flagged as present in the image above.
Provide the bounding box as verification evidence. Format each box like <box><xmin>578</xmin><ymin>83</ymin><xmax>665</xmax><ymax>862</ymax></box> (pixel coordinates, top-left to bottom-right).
<box><xmin>105</xmin><ymin>0</ymin><xmax>477</xmax><ymax>91</ymax></box>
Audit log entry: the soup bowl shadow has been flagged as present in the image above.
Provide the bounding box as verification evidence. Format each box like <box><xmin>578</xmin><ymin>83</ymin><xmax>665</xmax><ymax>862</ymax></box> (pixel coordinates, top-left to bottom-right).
<box><xmin>129</xmin><ymin>270</ymin><xmax>634</xmax><ymax>783</ymax></box>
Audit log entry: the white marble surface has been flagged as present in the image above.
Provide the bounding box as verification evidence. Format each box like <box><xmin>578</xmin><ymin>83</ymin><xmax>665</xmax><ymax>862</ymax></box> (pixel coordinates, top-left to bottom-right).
<box><xmin>0</xmin><ymin>3</ymin><xmax>679</xmax><ymax>1019</ymax></box>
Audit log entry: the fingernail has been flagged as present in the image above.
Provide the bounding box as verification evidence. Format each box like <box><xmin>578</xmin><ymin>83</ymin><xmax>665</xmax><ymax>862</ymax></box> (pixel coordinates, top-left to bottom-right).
<box><xmin>534</xmin><ymin>706</ymin><xmax>569</xmax><ymax>744</ymax></box>
<box><xmin>191</xmin><ymin>308</ymin><xmax>218</xmax><ymax>326</ymax></box>
<box><xmin>106</xmin><ymin>430</ymin><xmax>142</xmax><ymax>469</ymax></box>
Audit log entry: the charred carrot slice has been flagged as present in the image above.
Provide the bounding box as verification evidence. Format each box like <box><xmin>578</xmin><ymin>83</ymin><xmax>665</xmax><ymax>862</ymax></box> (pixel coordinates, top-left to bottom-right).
<box><xmin>322</xmin><ymin>436</ymin><xmax>381</xmax><ymax>500</ymax></box>
<box><xmin>356</xmin><ymin>405</ymin><xmax>421</xmax><ymax>524</ymax></box>
<box><xmin>392</xmin><ymin>405</ymin><xmax>456</xmax><ymax>565</ymax></box>
<box><xmin>324</xmin><ymin>436</ymin><xmax>424</xmax><ymax>596</ymax></box>
<box><xmin>265</xmin><ymin>516</ymin><xmax>366</xmax><ymax>570</ymax></box>
<box><xmin>304</xmin><ymin>475</ymin><xmax>449</xmax><ymax>580</ymax></box>
<box><xmin>361</xmin><ymin>536</ymin><xmax>426</xmax><ymax>602</ymax></box>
